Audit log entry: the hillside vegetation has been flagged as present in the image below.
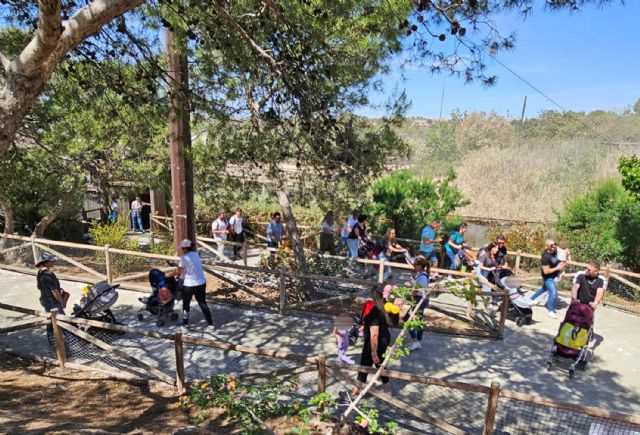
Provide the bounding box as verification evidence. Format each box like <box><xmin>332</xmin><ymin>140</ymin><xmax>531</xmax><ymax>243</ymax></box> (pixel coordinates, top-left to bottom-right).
<box><xmin>392</xmin><ymin>104</ymin><xmax>640</xmax><ymax>221</ymax></box>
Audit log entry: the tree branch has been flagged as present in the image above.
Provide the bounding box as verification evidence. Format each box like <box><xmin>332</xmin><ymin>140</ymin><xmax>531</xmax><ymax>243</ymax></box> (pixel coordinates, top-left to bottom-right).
<box><xmin>0</xmin><ymin>52</ymin><xmax>9</xmax><ymax>72</ymax></box>
<box><xmin>14</xmin><ymin>0</ymin><xmax>63</xmax><ymax>76</ymax></box>
<box><xmin>211</xmin><ymin>0</ymin><xmax>281</xmax><ymax>73</ymax></box>
<box><xmin>44</xmin><ymin>0</ymin><xmax>145</xmax><ymax>71</ymax></box>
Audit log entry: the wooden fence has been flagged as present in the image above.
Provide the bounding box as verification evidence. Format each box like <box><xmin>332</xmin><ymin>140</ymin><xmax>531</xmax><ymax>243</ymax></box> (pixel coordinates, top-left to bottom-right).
<box><xmin>0</xmin><ymin>302</ymin><xmax>638</xmax><ymax>435</ymax></box>
<box><xmin>149</xmin><ymin>214</ymin><xmax>640</xmax><ymax>315</ymax></box>
<box><xmin>0</xmin><ymin>232</ymin><xmax>511</xmax><ymax>339</ymax></box>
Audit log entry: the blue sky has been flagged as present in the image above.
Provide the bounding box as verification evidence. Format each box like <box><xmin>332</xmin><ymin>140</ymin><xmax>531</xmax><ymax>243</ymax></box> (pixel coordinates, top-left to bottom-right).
<box><xmin>361</xmin><ymin>1</ymin><xmax>640</xmax><ymax>120</ymax></box>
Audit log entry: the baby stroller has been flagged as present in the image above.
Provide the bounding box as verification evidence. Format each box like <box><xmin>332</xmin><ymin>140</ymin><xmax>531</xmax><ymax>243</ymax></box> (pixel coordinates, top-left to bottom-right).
<box><xmin>73</xmin><ymin>280</ymin><xmax>120</xmax><ymax>324</ymax></box>
<box><xmin>72</xmin><ymin>281</ymin><xmax>121</xmax><ymax>342</ymax></box>
<box><xmin>137</xmin><ymin>269</ymin><xmax>180</xmax><ymax>327</ymax></box>
<box><xmin>488</xmin><ymin>269</ymin><xmax>533</xmax><ymax>327</ymax></box>
<box><xmin>547</xmin><ymin>302</ymin><xmax>594</xmax><ymax>378</ymax></box>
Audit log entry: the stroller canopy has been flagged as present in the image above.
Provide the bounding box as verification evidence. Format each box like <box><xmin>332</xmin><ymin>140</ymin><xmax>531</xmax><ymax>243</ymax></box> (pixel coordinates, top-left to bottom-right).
<box><xmin>82</xmin><ymin>281</ymin><xmax>119</xmax><ymax>314</ymax></box>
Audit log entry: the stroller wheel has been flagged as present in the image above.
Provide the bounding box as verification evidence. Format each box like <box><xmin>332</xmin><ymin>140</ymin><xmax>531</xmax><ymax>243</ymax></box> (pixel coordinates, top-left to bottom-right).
<box><xmin>526</xmin><ymin>317</ymin><xmax>533</xmax><ymax>325</ymax></box>
<box><xmin>576</xmin><ymin>360</ymin><xmax>588</xmax><ymax>371</ymax></box>
<box><xmin>546</xmin><ymin>361</ymin><xmax>552</xmax><ymax>371</ymax></box>
<box><xmin>156</xmin><ymin>319</ymin><xmax>165</xmax><ymax>327</ymax></box>
<box><xmin>170</xmin><ymin>312</ymin><xmax>179</xmax><ymax>321</ymax></box>
<box><xmin>516</xmin><ymin>317</ymin><xmax>525</xmax><ymax>327</ymax></box>
<box><xmin>137</xmin><ymin>313</ymin><xmax>144</xmax><ymax>321</ymax></box>
<box><xmin>569</xmin><ymin>368</ymin><xmax>575</xmax><ymax>378</ymax></box>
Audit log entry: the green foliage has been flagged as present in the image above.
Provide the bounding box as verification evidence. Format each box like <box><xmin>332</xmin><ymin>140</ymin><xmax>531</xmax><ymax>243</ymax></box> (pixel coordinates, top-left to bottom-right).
<box><xmin>89</xmin><ymin>221</ymin><xmax>138</xmax><ymax>251</ymax></box>
<box><xmin>355</xmin><ymin>402</ymin><xmax>398</xmax><ymax>434</ymax></box>
<box><xmin>364</xmin><ymin>170</ymin><xmax>469</xmax><ymax>238</ymax></box>
<box><xmin>486</xmin><ymin>224</ymin><xmax>550</xmax><ymax>269</ymax></box>
<box><xmin>555</xmin><ymin>180</ymin><xmax>640</xmax><ymax>269</ymax></box>
<box><xmin>443</xmin><ymin>278</ymin><xmax>480</xmax><ymax>307</ymax></box>
<box><xmin>181</xmin><ymin>373</ymin><xmax>298</xmax><ymax>432</ymax></box>
<box><xmin>619</xmin><ymin>155</ymin><xmax>640</xmax><ymax>200</ymax></box>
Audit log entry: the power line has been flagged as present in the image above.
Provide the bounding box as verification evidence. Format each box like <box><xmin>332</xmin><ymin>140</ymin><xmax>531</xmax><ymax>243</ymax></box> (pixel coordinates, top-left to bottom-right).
<box><xmin>488</xmin><ymin>53</ymin><xmax>618</xmax><ymax>146</ymax></box>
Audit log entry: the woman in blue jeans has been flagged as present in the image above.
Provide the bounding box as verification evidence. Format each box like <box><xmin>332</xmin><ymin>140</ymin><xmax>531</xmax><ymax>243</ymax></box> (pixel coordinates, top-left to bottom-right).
<box><xmin>347</xmin><ymin>215</ymin><xmax>367</xmax><ymax>260</ymax></box>
<box><xmin>444</xmin><ymin>223</ymin><xmax>468</xmax><ymax>279</ymax></box>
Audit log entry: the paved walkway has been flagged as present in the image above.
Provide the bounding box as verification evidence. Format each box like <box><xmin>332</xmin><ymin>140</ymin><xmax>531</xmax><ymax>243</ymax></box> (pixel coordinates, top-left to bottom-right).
<box><xmin>0</xmin><ymin>268</ymin><xmax>638</xmax><ymax>430</ymax></box>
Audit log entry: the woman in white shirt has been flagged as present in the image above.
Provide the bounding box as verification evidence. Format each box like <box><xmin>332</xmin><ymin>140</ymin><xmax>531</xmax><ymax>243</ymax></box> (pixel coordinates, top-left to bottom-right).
<box><xmin>211</xmin><ymin>212</ymin><xmax>229</xmax><ymax>259</ymax></box>
<box><xmin>167</xmin><ymin>239</ymin><xmax>213</xmax><ymax>329</ymax></box>
<box><xmin>319</xmin><ymin>210</ymin><xmax>335</xmax><ymax>255</ymax></box>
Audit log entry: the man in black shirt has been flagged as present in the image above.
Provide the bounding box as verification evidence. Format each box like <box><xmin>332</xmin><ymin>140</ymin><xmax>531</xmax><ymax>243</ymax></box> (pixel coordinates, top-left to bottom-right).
<box><xmin>495</xmin><ymin>235</ymin><xmax>508</xmax><ymax>266</ymax></box>
<box><xmin>572</xmin><ymin>261</ymin><xmax>605</xmax><ymax>310</ymax></box>
<box><xmin>529</xmin><ymin>239</ymin><xmax>565</xmax><ymax>319</ymax></box>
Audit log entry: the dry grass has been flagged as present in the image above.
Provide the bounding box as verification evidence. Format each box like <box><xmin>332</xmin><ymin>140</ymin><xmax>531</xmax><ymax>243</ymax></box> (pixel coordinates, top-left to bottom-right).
<box><xmin>450</xmin><ymin>140</ymin><xmax>640</xmax><ymax>221</ymax></box>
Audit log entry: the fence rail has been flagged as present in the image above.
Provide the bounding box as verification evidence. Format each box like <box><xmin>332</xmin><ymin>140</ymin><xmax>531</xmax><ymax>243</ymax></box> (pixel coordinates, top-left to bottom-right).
<box><xmin>0</xmin><ymin>232</ymin><xmax>511</xmax><ymax>339</ymax></box>
<box><xmin>0</xmin><ymin>302</ymin><xmax>638</xmax><ymax>434</ymax></box>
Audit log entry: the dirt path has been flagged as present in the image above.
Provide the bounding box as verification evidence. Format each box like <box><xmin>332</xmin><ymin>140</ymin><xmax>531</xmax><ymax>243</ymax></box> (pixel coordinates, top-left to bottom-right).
<box><xmin>0</xmin><ymin>351</ymin><xmax>234</xmax><ymax>434</ymax></box>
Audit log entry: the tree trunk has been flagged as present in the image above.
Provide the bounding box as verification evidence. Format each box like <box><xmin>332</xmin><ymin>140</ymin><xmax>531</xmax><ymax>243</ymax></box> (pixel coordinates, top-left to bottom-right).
<box><xmin>0</xmin><ymin>200</ymin><xmax>14</xmax><ymax>234</ymax></box>
<box><xmin>277</xmin><ymin>188</ymin><xmax>307</xmax><ymax>271</ymax></box>
<box><xmin>32</xmin><ymin>191</ymin><xmax>78</xmax><ymax>238</ymax></box>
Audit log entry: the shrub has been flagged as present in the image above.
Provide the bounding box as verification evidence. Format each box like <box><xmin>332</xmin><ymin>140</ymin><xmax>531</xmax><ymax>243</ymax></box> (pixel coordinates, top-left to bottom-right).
<box><xmin>363</xmin><ymin>170</ymin><xmax>468</xmax><ymax>239</ymax></box>
<box><xmin>555</xmin><ymin>180</ymin><xmax>640</xmax><ymax>269</ymax></box>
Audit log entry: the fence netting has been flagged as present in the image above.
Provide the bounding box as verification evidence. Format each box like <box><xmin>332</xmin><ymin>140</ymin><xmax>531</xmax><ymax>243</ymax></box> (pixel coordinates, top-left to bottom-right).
<box><xmin>0</xmin><ymin>238</ymin><xmax>33</xmax><ymax>268</ymax></box>
<box><xmin>606</xmin><ymin>274</ymin><xmax>640</xmax><ymax>314</ymax></box>
<box><xmin>494</xmin><ymin>396</ymin><xmax>640</xmax><ymax>435</ymax></box>
<box><xmin>325</xmin><ymin>369</ymin><xmax>487</xmax><ymax>434</ymax></box>
<box><xmin>36</xmin><ymin>242</ymin><xmax>107</xmax><ymax>278</ymax></box>
<box><xmin>183</xmin><ymin>343</ymin><xmax>319</xmax><ymax>398</ymax></box>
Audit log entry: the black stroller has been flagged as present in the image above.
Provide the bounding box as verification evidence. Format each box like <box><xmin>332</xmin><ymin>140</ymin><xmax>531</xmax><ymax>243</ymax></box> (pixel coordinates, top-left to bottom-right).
<box><xmin>137</xmin><ymin>269</ymin><xmax>180</xmax><ymax>327</ymax></box>
<box><xmin>488</xmin><ymin>269</ymin><xmax>533</xmax><ymax>327</ymax></box>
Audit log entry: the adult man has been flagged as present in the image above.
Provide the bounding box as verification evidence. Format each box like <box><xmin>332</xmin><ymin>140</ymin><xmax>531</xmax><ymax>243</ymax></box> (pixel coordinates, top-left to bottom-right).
<box><xmin>266</xmin><ymin>212</ymin><xmax>284</xmax><ymax>249</ymax></box>
<box><xmin>529</xmin><ymin>239</ymin><xmax>565</xmax><ymax>319</ymax></box>
<box><xmin>211</xmin><ymin>212</ymin><xmax>229</xmax><ymax>259</ymax></box>
<box><xmin>571</xmin><ymin>261</ymin><xmax>606</xmax><ymax>310</ymax></box>
<box><xmin>338</xmin><ymin>210</ymin><xmax>359</xmax><ymax>254</ymax></box>
<box><xmin>130</xmin><ymin>196</ymin><xmax>148</xmax><ymax>232</ymax></box>
<box><xmin>495</xmin><ymin>235</ymin><xmax>508</xmax><ymax>266</ymax></box>
<box><xmin>228</xmin><ymin>208</ymin><xmax>244</xmax><ymax>259</ymax></box>
<box><xmin>419</xmin><ymin>219</ymin><xmax>441</xmax><ymax>267</ymax></box>
<box><xmin>108</xmin><ymin>195</ymin><xmax>119</xmax><ymax>223</ymax></box>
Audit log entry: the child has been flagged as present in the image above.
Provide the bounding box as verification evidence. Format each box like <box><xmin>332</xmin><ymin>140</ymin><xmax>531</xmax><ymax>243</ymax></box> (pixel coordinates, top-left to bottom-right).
<box><xmin>555</xmin><ymin>240</ymin><xmax>572</xmax><ymax>284</ymax></box>
<box><xmin>408</xmin><ymin>255</ymin><xmax>430</xmax><ymax>351</ymax></box>
<box><xmin>333</xmin><ymin>315</ymin><xmax>355</xmax><ymax>365</ymax></box>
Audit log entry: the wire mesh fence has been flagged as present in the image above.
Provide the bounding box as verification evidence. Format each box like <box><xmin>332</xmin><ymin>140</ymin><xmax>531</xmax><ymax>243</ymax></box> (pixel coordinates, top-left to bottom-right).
<box><xmin>494</xmin><ymin>396</ymin><xmax>640</xmax><ymax>435</ymax></box>
<box><xmin>606</xmin><ymin>274</ymin><xmax>640</xmax><ymax>315</ymax></box>
<box><xmin>0</xmin><ymin>238</ymin><xmax>33</xmax><ymax>268</ymax></box>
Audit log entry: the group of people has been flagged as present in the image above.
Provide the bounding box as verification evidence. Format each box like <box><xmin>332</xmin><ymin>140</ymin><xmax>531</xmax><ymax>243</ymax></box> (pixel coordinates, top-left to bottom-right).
<box><xmin>210</xmin><ymin>209</ymin><xmax>246</xmax><ymax>259</ymax></box>
<box><xmin>107</xmin><ymin>195</ymin><xmax>149</xmax><ymax>233</ymax></box>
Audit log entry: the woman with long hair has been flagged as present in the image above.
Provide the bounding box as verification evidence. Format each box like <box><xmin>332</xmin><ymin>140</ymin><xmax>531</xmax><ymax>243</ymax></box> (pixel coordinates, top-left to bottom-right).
<box><xmin>477</xmin><ymin>242</ymin><xmax>499</xmax><ymax>279</ymax></box>
<box><xmin>379</xmin><ymin>228</ymin><xmax>407</xmax><ymax>281</ymax></box>
<box><xmin>319</xmin><ymin>210</ymin><xmax>335</xmax><ymax>255</ymax></box>
<box><xmin>352</xmin><ymin>285</ymin><xmax>392</xmax><ymax>396</ymax></box>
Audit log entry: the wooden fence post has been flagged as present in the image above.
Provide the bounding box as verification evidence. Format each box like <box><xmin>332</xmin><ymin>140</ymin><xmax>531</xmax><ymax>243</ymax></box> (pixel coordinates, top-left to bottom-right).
<box><xmin>603</xmin><ymin>264</ymin><xmax>611</xmax><ymax>307</ymax></box>
<box><xmin>316</xmin><ymin>355</ymin><xmax>327</xmax><ymax>393</ymax></box>
<box><xmin>31</xmin><ymin>234</ymin><xmax>38</xmax><ymax>265</ymax></box>
<box><xmin>514</xmin><ymin>250</ymin><xmax>522</xmax><ymax>275</ymax></box>
<box><xmin>50</xmin><ymin>309</ymin><xmax>66</xmax><ymax>368</ymax></box>
<box><xmin>497</xmin><ymin>294</ymin><xmax>508</xmax><ymax>339</ymax></box>
<box><xmin>483</xmin><ymin>381</ymin><xmax>501</xmax><ymax>435</ymax></box>
<box><xmin>104</xmin><ymin>245</ymin><xmax>113</xmax><ymax>284</ymax></box>
<box><xmin>279</xmin><ymin>268</ymin><xmax>286</xmax><ymax>315</ymax></box>
<box><xmin>149</xmin><ymin>231</ymin><xmax>155</xmax><ymax>248</ymax></box>
<box><xmin>243</xmin><ymin>240</ymin><xmax>248</xmax><ymax>267</ymax></box>
<box><xmin>378</xmin><ymin>260</ymin><xmax>385</xmax><ymax>283</ymax></box>
<box><xmin>174</xmin><ymin>331</ymin><xmax>185</xmax><ymax>394</ymax></box>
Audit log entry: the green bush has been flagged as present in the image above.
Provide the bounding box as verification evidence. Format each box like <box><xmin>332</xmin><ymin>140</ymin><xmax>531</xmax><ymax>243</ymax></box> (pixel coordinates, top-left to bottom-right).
<box><xmin>89</xmin><ymin>221</ymin><xmax>138</xmax><ymax>250</ymax></box>
<box><xmin>555</xmin><ymin>180</ymin><xmax>640</xmax><ymax>269</ymax></box>
<box><xmin>363</xmin><ymin>170</ymin><xmax>469</xmax><ymax>238</ymax></box>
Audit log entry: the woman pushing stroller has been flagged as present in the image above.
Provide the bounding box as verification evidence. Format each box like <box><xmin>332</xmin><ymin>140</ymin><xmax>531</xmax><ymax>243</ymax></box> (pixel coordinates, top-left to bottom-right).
<box><xmin>165</xmin><ymin>239</ymin><xmax>215</xmax><ymax>331</ymax></box>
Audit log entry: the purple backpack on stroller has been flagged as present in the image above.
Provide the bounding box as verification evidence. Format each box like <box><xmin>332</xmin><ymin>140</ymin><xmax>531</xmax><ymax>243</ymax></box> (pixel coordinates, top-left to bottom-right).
<box><xmin>564</xmin><ymin>302</ymin><xmax>593</xmax><ymax>329</ymax></box>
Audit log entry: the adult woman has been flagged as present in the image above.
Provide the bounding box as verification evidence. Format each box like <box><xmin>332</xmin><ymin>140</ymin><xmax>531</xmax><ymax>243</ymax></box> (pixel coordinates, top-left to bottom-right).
<box><xmin>346</xmin><ymin>214</ymin><xmax>368</xmax><ymax>261</ymax></box>
<box><xmin>167</xmin><ymin>239</ymin><xmax>214</xmax><ymax>330</ymax></box>
<box><xmin>477</xmin><ymin>242</ymin><xmax>499</xmax><ymax>279</ymax></box>
<box><xmin>408</xmin><ymin>255</ymin><xmax>430</xmax><ymax>351</ymax></box>
<box><xmin>352</xmin><ymin>285</ymin><xmax>392</xmax><ymax>396</ymax></box>
<box><xmin>379</xmin><ymin>228</ymin><xmax>406</xmax><ymax>281</ymax></box>
<box><xmin>319</xmin><ymin>211</ymin><xmax>335</xmax><ymax>255</ymax></box>
<box><xmin>444</xmin><ymin>223</ymin><xmax>468</xmax><ymax>278</ymax></box>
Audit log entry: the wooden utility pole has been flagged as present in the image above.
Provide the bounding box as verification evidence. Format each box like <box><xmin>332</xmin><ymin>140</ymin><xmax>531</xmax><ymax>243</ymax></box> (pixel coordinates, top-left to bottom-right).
<box><xmin>520</xmin><ymin>96</ymin><xmax>527</xmax><ymax>123</ymax></box>
<box><xmin>166</xmin><ymin>28</ymin><xmax>195</xmax><ymax>247</ymax></box>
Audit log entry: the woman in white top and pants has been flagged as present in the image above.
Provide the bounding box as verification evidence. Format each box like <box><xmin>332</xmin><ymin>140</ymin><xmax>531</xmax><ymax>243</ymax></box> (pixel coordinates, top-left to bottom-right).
<box><xmin>167</xmin><ymin>239</ymin><xmax>214</xmax><ymax>329</ymax></box>
<box><xmin>211</xmin><ymin>212</ymin><xmax>229</xmax><ymax>259</ymax></box>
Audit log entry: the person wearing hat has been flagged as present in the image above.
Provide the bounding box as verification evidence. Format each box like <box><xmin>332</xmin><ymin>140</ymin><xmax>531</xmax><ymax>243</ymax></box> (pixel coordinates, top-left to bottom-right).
<box><xmin>352</xmin><ymin>285</ymin><xmax>392</xmax><ymax>397</ymax></box>
<box><xmin>166</xmin><ymin>239</ymin><xmax>214</xmax><ymax>330</ymax></box>
<box><xmin>35</xmin><ymin>252</ymin><xmax>68</xmax><ymax>314</ymax></box>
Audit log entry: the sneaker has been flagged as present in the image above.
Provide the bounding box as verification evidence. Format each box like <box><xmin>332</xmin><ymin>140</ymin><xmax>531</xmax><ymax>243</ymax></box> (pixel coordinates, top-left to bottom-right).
<box><xmin>138</xmin><ymin>296</ymin><xmax>149</xmax><ymax>304</ymax></box>
<box><xmin>547</xmin><ymin>311</ymin><xmax>558</xmax><ymax>319</ymax></box>
<box><xmin>207</xmin><ymin>324</ymin><xmax>216</xmax><ymax>333</ymax></box>
<box><xmin>409</xmin><ymin>342</ymin><xmax>422</xmax><ymax>351</ymax></box>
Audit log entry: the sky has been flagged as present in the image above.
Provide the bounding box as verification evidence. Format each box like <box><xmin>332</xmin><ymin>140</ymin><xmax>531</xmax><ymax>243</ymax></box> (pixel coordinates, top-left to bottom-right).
<box><xmin>360</xmin><ymin>1</ymin><xmax>640</xmax><ymax>120</ymax></box>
